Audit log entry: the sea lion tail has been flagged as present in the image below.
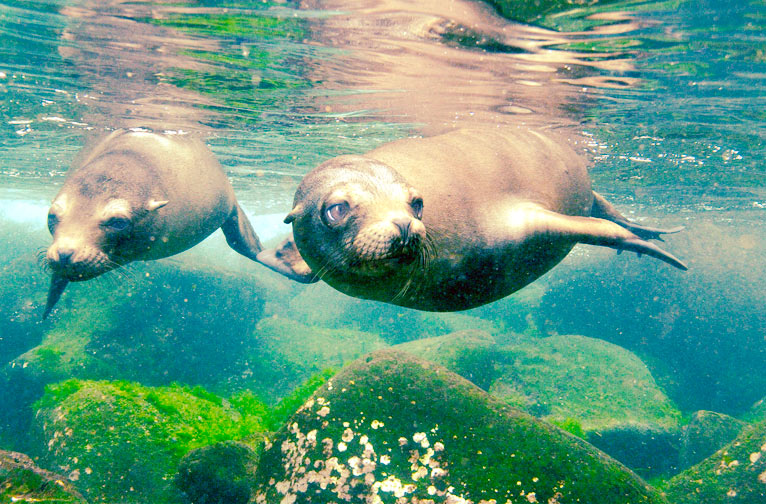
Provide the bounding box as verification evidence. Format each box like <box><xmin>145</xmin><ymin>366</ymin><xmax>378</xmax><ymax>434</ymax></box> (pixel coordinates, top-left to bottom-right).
<box><xmin>43</xmin><ymin>274</ymin><xmax>69</xmax><ymax>320</ymax></box>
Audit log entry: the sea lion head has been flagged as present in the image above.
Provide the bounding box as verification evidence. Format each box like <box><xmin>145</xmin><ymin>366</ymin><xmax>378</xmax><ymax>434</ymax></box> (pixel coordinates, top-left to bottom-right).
<box><xmin>45</xmin><ymin>158</ymin><xmax>168</xmax><ymax>282</ymax></box>
<box><xmin>286</xmin><ymin>155</ymin><xmax>426</xmax><ymax>280</ymax></box>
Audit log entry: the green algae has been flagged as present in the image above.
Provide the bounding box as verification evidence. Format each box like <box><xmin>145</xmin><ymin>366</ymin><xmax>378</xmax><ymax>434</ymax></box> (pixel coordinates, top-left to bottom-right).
<box><xmin>491</xmin><ymin>334</ymin><xmax>682</xmax><ymax>432</ymax></box>
<box><xmin>231</xmin><ymin>316</ymin><xmax>386</xmax><ymax>402</ymax></box>
<box><xmin>253</xmin><ymin>349</ymin><xmax>668</xmax><ymax>503</ymax></box>
<box><xmin>394</xmin><ymin>330</ymin><xmax>499</xmax><ymax>391</ymax></box>
<box><xmin>32</xmin><ymin>379</ymin><xmax>270</xmax><ymax>503</ymax></box>
<box><xmin>148</xmin><ymin>12</ymin><xmax>305</xmax><ymax>40</ymax></box>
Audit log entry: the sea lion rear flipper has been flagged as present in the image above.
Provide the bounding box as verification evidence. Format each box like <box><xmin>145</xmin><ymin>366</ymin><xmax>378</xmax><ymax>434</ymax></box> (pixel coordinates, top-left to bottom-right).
<box><xmin>590</xmin><ymin>191</ymin><xmax>684</xmax><ymax>240</ymax></box>
<box><xmin>221</xmin><ymin>203</ymin><xmax>264</xmax><ymax>261</ymax></box>
<box><xmin>256</xmin><ymin>234</ymin><xmax>319</xmax><ymax>284</ymax></box>
<box><xmin>516</xmin><ymin>205</ymin><xmax>688</xmax><ymax>271</ymax></box>
<box><xmin>43</xmin><ymin>274</ymin><xmax>69</xmax><ymax>320</ymax></box>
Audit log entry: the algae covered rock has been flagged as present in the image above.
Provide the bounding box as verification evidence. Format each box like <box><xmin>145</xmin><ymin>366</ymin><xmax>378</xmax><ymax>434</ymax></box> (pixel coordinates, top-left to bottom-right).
<box><xmin>678</xmin><ymin>410</ymin><xmax>747</xmax><ymax>470</ymax></box>
<box><xmin>176</xmin><ymin>441</ymin><xmax>258</xmax><ymax>504</ymax></box>
<box><xmin>286</xmin><ymin>283</ymin><xmax>500</xmax><ymax>345</ymax></box>
<box><xmin>488</xmin><ymin>334</ymin><xmax>681</xmax><ymax>477</ymax></box>
<box><xmin>252</xmin><ymin>349</ymin><xmax>667</xmax><ymax>504</ymax></box>
<box><xmin>394</xmin><ymin>329</ymin><xmax>497</xmax><ymax>390</ymax></box>
<box><xmin>489</xmin><ymin>334</ymin><xmax>681</xmax><ymax>432</ymax></box>
<box><xmin>536</xmin><ymin>218</ymin><xmax>766</xmax><ymax>415</ymax></box>
<box><xmin>234</xmin><ymin>316</ymin><xmax>387</xmax><ymax>402</ymax></box>
<box><xmin>0</xmin><ymin>449</ymin><xmax>86</xmax><ymax>504</ymax></box>
<box><xmin>665</xmin><ymin>419</ymin><xmax>766</xmax><ymax>504</ymax></box>
<box><xmin>31</xmin><ymin>379</ymin><xmax>269</xmax><ymax>503</ymax></box>
<box><xmin>0</xmin><ymin>261</ymin><xmax>267</xmax><ymax>447</ymax></box>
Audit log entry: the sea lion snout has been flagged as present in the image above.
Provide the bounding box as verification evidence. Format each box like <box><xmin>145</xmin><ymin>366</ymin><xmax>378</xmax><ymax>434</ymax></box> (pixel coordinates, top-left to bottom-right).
<box><xmin>350</xmin><ymin>210</ymin><xmax>426</xmax><ymax>265</ymax></box>
<box><xmin>46</xmin><ymin>238</ymin><xmax>112</xmax><ymax>281</ymax></box>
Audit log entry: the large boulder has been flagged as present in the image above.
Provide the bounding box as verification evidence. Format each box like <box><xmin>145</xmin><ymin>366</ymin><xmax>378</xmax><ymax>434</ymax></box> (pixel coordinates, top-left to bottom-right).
<box><xmin>399</xmin><ymin>331</ymin><xmax>682</xmax><ymax>477</ymax></box>
<box><xmin>251</xmin><ymin>349</ymin><xmax>667</xmax><ymax>504</ymax></box>
<box><xmin>230</xmin><ymin>316</ymin><xmax>387</xmax><ymax>403</ymax></box>
<box><xmin>0</xmin><ymin>261</ymin><xmax>266</xmax><ymax>448</ymax></box>
<box><xmin>394</xmin><ymin>329</ymin><xmax>498</xmax><ymax>390</ymax></box>
<box><xmin>31</xmin><ymin>379</ymin><xmax>268</xmax><ymax>503</ymax></box>
<box><xmin>534</xmin><ymin>216</ymin><xmax>766</xmax><ymax>415</ymax></box>
<box><xmin>665</xmin><ymin>419</ymin><xmax>766</xmax><ymax>504</ymax></box>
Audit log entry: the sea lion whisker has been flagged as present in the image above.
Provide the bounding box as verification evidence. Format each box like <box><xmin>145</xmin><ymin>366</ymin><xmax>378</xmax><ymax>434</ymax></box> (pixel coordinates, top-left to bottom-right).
<box><xmin>36</xmin><ymin>247</ymin><xmax>52</xmax><ymax>272</ymax></box>
<box><xmin>391</xmin><ymin>275</ymin><xmax>414</xmax><ymax>303</ymax></box>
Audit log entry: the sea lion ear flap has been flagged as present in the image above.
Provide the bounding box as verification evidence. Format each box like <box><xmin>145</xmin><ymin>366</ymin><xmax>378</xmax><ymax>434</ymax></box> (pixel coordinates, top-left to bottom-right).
<box><xmin>256</xmin><ymin>234</ymin><xmax>319</xmax><ymax>284</ymax></box>
<box><xmin>283</xmin><ymin>203</ymin><xmax>305</xmax><ymax>224</ymax></box>
<box><xmin>146</xmin><ymin>199</ymin><xmax>169</xmax><ymax>212</ymax></box>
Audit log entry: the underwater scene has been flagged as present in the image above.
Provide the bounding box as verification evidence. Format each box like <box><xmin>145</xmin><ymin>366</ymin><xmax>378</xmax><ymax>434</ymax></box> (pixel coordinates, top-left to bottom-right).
<box><xmin>0</xmin><ymin>0</ymin><xmax>765</xmax><ymax>502</ymax></box>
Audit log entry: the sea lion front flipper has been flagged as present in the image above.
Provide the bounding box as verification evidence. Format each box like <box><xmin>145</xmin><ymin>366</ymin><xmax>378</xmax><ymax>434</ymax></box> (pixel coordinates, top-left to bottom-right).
<box><xmin>256</xmin><ymin>234</ymin><xmax>319</xmax><ymax>284</ymax></box>
<box><xmin>590</xmin><ymin>191</ymin><xmax>684</xmax><ymax>240</ymax></box>
<box><xmin>514</xmin><ymin>205</ymin><xmax>688</xmax><ymax>271</ymax></box>
<box><xmin>221</xmin><ymin>203</ymin><xmax>264</xmax><ymax>261</ymax></box>
<box><xmin>43</xmin><ymin>274</ymin><xmax>69</xmax><ymax>320</ymax></box>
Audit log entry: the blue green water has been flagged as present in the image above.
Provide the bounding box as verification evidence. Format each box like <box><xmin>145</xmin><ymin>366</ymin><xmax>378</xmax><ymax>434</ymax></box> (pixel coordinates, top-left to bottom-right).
<box><xmin>0</xmin><ymin>0</ymin><xmax>765</xmax><ymax>502</ymax></box>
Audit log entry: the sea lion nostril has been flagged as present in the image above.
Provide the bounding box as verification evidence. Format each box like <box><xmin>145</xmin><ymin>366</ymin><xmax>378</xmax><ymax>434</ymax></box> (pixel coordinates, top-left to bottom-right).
<box><xmin>56</xmin><ymin>248</ymin><xmax>75</xmax><ymax>266</ymax></box>
<box><xmin>392</xmin><ymin>217</ymin><xmax>412</xmax><ymax>242</ymax></box>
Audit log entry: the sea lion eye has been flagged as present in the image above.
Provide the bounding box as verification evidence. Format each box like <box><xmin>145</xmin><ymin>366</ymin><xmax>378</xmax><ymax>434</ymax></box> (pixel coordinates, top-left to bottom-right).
<box><xmin>103</xmin><ymin>217</ymin><xmax>131</xmax><ymax>232</ymax></box>
<box><xmin>325</xmin><ymin>202</ymin><xmax>350</xmax><ymax>224</ymax></box>
<box><xmin>47</xmin><ymin>213</ymin><xmax>59</xmax><ymax>233</ymax></box>
<box><xmin>411</xmin><ymin>198</ymin><xmax>423</xmax><ymax>220</ymax></box>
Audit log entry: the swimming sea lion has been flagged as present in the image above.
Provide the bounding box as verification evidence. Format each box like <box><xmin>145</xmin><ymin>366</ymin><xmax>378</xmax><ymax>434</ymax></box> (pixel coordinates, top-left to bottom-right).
<box><xmin>43</xmin><ymin>129</ymin><xmax>263</xmax><ymax>319</ymax></box>
<box><xmin>257</xmin><ymin>128</ymin><xmax>687</xmax><ymax>312</ymax></box>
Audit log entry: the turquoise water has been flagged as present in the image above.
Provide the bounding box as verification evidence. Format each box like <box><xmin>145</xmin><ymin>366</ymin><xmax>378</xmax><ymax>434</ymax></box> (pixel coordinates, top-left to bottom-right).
<box><xmin>0</xmin><ymin>0</ymin><xmax>765</xmax><ymax>502</ymax></box>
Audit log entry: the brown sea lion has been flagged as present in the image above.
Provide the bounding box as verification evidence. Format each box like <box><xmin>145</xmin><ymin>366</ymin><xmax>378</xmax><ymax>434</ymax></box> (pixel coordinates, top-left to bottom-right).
<box><xmin>43</xmin><ymin>129</ymin><xmax>263</xmax><ymax>318</ymax></box>
<box><xmin>257</xmin><ymin>128</ymin><xmax>686</xmax><ymax>312</ymax></box>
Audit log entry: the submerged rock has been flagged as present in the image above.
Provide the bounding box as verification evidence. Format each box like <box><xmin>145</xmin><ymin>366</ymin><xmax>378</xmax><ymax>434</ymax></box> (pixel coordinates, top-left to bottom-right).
<box><xmin>0</xmin><ymin>449</ymin><xmax>86</xmax><ymax>504</ymax></box>
<box><xmin>232</xmin><ymin>316</ymin><xmax>387</xmax><ymax>403</ymax></box>
<box><xmin>397</xmin><ymin>331</ymin><xmax>683</xmax><ymax>478</ymax></box>
<box><xmin>678</xmin><ymin>411</ymin><xmax>747</xmax><ymax>470</ymax></box>
<box><xmin>587</xmin><ymin>424</ymin><xmax>680</xmax><ymax>478</ymax></box>
<box><xmin>0</xmin><ymin>261</ymin><xmax>267</xmax><ymax>447</ymax></box>
<box><xmin>176</xmin><ymin>441</ymin><xmax>259</xmax><ymax>504</ymax></box>
<box><xmin>535</xmin><ymin>217</ymin><xmax>766</xmax><ymax>415</ymax></box>
<box><xmin>394</xmin><ymin>329</ymin><xmax>498</xmax><ymax>390</ymax></box>
<box><xmin>665</xmin><ymin>419</ymin><xmax>766</xmax><ymax>504</ymax></box>
<box><xmin>251</xmin><ymin>349</ymin><xmax>667</xmax><ymax>504</ymax></box>
<box><xmin>31</xmin><ymin>379</ymin><xmax>268</xmax><ymax>504</ymax></box>
<box><xmin>489</xmin><ymin>334</ymin><xmax>681</xmax><ymax>433</ymax></box>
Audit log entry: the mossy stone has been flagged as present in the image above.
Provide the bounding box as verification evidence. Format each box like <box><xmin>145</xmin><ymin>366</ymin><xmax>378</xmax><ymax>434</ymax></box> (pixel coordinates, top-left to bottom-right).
<box><xmin>1</xmin><ymin>261</ymin><xmax>267</xmax><ymax>448</ymax></box>
<box><xmin>31</xmin><ymin>380</ymin><xmax>268</xmax><ymax>504</ymax></box>
<box><xmin>251</xmin><ymin>349</ymin><xmax>667</xmax><ymax>504</ymax></box>
<box><xmin>665</xmin><ymin>419</ymin><xmax>766</xmax><ymax>503</ymax></box>
<box><xmin>233</xmin><ymin>316</ymin><xmax>387</xmax><ymax>402</ymax></box>
<box><xmin>536</xmin><ymin>216</ymin><xmax>766</xmax><ymax>415</ymax></box>
<box><xmin>394</xmin><ymin>330</ymin><xmax>498</xmax><ymax>390</ymax></box>
<box><xmin>0</xmin><ymin>449</ymin><xmax>86</xmax><ymax>504</ymax></box>
<box><xmin>678</xmin><ymin>411</ymin><xmax>747</xmax><ymax>470</ymax></box>
<box><xmin>490</xmin><ymin>334</ymin><xmax>681</xmax><ymax>431</ymax></box>
<box><xmin>286</xmin><ymin>283</ymin><xmax>501</xmax><ymax>345</ymax></box>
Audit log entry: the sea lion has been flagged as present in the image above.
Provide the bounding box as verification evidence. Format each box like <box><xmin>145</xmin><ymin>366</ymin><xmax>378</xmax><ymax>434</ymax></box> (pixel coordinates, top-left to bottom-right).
<box><xmin>43</xmin><ymin>129</ymin><xmax>263</xmax><ymax>319</ymax></box>
<box><xmin>257</xmin><ymin>128</ymin><xmax>687</xmax><ymax>312</ymax></box>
